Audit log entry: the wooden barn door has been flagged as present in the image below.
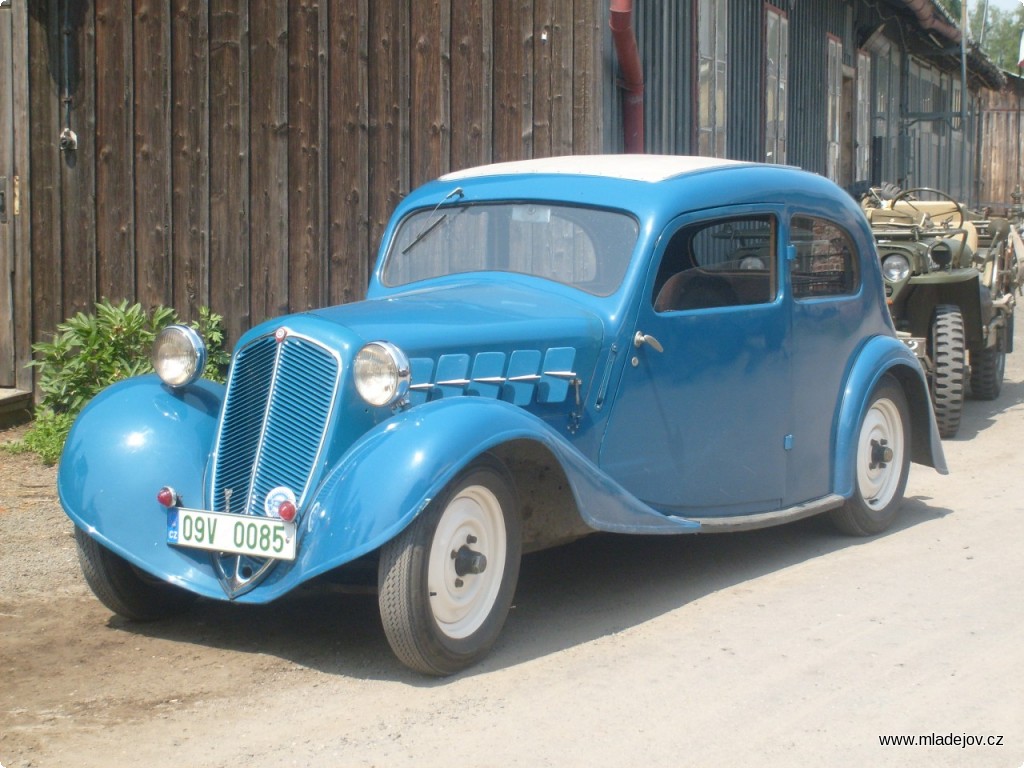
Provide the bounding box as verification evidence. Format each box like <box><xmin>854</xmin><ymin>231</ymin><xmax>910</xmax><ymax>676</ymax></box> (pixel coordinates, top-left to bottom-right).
<box><xmin>0</xmin><ymin>1</ymin><xmax>16</xmax><ymax>387</ymax></box>
<box><xmin>0</xmin><ymin>0</ymin><xmax>30</xmax><ymax>392</ymax></box>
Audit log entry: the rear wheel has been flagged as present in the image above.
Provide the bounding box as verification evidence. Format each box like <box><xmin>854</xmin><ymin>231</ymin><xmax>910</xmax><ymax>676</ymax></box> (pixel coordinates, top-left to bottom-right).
<box><xmin>830</xmin><ymin>375</ymin><xmax>910</xmax><ymax>536</ymax></box>
<box><xmin>929</xmin><ymin>304</ymin><xmax>966</xmax><ymax>438</ymax></box>
<box><xmin>969</xmin><ymin>343</ymin><xmax>1005</xmax><ymax>401</ymax></box>
<box><xmin>75</xmin><ymin>527</ymin><xmax>196</xmax><ymax>620</ymax></box>
<box><xmin>378</xmin><ymin>455</ymin><xmax>522</xmax><ymax>676</ymax></box>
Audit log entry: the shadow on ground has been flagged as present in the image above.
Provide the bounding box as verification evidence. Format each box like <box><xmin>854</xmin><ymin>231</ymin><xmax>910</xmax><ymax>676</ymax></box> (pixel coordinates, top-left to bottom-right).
<box><xmin>114</xmin><ymin>494</ymin><xmax>950</xmax><ymax>684</ymax></box>
<box><xmin>956</xmin><ymin>378</ymin><xmax>1024</xmax><ymax>440</ymax></box>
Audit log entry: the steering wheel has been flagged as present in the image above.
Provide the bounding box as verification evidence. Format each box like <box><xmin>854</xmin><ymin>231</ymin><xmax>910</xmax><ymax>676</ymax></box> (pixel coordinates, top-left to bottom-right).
<box><xmin>891</xmin><ymin>187</ymin><xmax>965</xmax><ymax>230</ymax></box>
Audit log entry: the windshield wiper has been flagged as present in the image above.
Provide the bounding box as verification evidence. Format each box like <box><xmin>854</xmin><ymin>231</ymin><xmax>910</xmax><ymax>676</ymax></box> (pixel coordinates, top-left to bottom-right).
<box><xmin>401</xmin><ymin>187</ymin><xmax>465</xmax><ymax>254</ymax></box>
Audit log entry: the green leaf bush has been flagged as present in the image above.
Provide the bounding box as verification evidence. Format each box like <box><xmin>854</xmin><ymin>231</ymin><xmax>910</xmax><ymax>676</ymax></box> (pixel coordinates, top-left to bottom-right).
<box><xmin>4</xmin><ymin>300</ymin><xmax>231</xmax><ymax>466</ymax></box>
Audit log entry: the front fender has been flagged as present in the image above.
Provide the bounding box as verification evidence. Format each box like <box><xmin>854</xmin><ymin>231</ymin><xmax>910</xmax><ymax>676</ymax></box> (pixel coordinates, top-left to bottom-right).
<box><xmin>904</xmin><ymin>269</ymin><xmax>985</xmax><ymax>348</ymax></box>
<box><xmin>57</xmin><ymin>375</ymin><xmax>228</xmax><ymax>595</ymax></box>
<box><xmin>289</xmin><ymin>397</ymin><xmax>699</xmax><ymax>588</ymax></box>
<box><xmin>833</xmin><ymin>335</ymin><xmax>948</xmax><ymax>498</ymax></box>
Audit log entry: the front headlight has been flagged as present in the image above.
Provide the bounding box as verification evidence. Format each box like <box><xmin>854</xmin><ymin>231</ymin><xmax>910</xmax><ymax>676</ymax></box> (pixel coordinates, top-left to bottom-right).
<box><xmin>881</xmin><ymin>254</ymin><xmax>911</xmax><ymax>282</ymax></box>
<box><xmin>354</xmin><ymin>341</ymin><xmax>410</xmax><ymax>407</ymax></box>
<box><xmin>151</xmin><ymin>325</ymin><xmax>207</xmax><ymax>387</ymax></box>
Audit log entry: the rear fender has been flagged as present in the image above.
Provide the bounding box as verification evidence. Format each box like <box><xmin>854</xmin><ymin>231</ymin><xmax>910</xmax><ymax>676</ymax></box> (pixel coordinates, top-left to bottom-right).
<box><xmin>833</xmin><ymin>336</ymin><xmax>948</xmax><ymax>498</ymax></box>
<box><xmin>294</xmin><ymin>397</ymin><xmax>699</xmax><ymax>584</ymax></box>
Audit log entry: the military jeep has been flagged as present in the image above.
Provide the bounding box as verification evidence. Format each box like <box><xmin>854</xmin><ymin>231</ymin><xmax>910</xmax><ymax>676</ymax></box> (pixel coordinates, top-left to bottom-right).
<box><xmin>862</xmin><ymin>186</ymin><xmax>1018</xmax><ymax>438</ymax></box>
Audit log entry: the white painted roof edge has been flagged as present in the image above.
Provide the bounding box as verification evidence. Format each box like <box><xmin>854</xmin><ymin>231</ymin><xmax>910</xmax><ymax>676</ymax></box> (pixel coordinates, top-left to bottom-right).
<box><xmin>440</xmin><ymin>154</ymin><xmax>752</xmax><ymax>184</ymax></box>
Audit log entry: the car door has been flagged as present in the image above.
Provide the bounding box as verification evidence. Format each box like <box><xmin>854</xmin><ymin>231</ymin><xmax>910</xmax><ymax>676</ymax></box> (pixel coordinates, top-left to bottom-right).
<box><xmin>600</xmin><ymin>207</ymin><xmax>790</xmax><ymax>517</ymax></box>
<box><xmin>783</xmin><ymin>213</ymin><xmax>868</xmax><ymax>506</ymax></box>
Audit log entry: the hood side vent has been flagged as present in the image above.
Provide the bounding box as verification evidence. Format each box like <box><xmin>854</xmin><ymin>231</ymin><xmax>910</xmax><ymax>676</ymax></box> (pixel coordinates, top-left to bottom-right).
<box><xmin>407</xmin><ymin>347</ymin><xmax>577</xmax><ymax>406</ymax></box>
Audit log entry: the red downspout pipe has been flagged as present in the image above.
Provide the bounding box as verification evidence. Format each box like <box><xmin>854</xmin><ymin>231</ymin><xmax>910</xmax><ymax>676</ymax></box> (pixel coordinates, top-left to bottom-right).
<box><xmin>610</xmin><ymin>0</ymin><xmax>645</xmax><ymax>153</ymax></box>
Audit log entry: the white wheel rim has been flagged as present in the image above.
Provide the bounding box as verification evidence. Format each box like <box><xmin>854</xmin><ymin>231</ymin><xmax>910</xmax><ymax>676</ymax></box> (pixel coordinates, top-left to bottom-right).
<box><xmin>857</xmin><ymin>397</ymin><xmax>904</xmax><ymax>511</ymax></box>
<box><xmin>427</xmin><ymin>484</ymin><xmax>507</xmax><ymax>639</ymax></box>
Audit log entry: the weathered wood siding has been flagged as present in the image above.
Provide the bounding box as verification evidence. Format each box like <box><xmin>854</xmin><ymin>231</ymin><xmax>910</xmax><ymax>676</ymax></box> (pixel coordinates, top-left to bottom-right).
<box><xmin>978</xmin><ymin>85</ymin><xmax>1024</xmax><ymax>210</ymax></box>
<box><xmin>24</xmin><ymin>0</ymin><xmax>606</xmax><ymax>359</ymax></box>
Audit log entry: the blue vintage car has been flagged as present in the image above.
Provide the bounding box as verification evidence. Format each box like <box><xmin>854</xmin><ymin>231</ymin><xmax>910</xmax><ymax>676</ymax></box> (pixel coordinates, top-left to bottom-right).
<box><xmin>60</xmin><ymin>155</ymin><xmax>947</xmax><ymax>675</ymax></box>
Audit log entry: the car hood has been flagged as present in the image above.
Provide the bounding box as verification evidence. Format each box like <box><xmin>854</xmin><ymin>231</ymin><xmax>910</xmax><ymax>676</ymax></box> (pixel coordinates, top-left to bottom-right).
<box><xmin>230</xmin><ymin>280</ymin><xmax>609</xmax><ymax>412</ymax></box>
<box><xmin>307</xmin><ymin>281</ymin><xmax>605</xmax><ymax>354</ymax></box>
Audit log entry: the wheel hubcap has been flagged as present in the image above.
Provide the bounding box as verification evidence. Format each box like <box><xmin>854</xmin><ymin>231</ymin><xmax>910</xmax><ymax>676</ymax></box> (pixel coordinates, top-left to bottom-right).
<box><xmin>428</xmin><ymin>485</ymin><xmax>507</xmax><ymax>639</ymax></box>
<box><xmin>858</xmin><ymin>398</ymin><xmax>904</xmax><ymax>510</ymax></box>
<box><xmin>453</xmin><ymin>543</ymin><xmax>488</xmax><ymax>577</ymax></box>
<box><xmin>869</xmin><ymin>438</ymin><xmax>894</xmax><ymax>469</ymax></box>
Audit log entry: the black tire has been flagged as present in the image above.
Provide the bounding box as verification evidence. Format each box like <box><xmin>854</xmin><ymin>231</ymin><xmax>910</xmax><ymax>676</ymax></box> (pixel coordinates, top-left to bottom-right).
<box><xmin>830</xmin><ymin>375</ymin><xmax>911</xmax><ymax>536</ymax></box>
<box><xmin>75</xmin><ymin>527</ymin><xmax>196</xmax><ymax>621</ymax></box>
<box><xmin>378</xmin><ymin>455</ymin><xmax>522</xmax><ymax>676</ymax></box>
<box><xmin>929</xmin><ymin>304</ymin><xmax>966</xmax><ymax>438</ymax></box>
<box><xmin>969</xmin><ymin>345</ymin><xmax>1005</xmax><ymax>401</ymax></box>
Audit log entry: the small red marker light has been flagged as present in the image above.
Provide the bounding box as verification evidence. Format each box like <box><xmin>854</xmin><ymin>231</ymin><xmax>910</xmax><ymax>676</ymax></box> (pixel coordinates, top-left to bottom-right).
<box><xmin>277</xmin><ymin>500</ymin><xmax>297</xmax><ymax>522</ymax></box>
<box><xmin>157</xmin><ymin>486</ymin><xmax>177</xmax><ymax>507</ymax></box>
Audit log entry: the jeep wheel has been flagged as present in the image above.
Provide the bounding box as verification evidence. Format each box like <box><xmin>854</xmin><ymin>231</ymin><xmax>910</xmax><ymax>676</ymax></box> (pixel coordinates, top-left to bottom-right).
<box><xmin>75</xmin><ymin>527</ymin><xmax>197</xmax><ymax>621</ymax></box>
<box><xmin>929</xmin><ymin>304</ymin><xmax>966</xmax><ymax>438</ymax></box>
<box><xmin>830</xmin><ymin>375</ymin><xmax>910</xmax><ymax>536</ymax></box>
<box><xmin>969</xmin><ymin>345</ymin><xmax>1005</xmax><ymax>401</ymax></box>
<box><xmin>378</xmin><ymin>455</ymin><xmax>522</xmax><ymax>676</ymax></box>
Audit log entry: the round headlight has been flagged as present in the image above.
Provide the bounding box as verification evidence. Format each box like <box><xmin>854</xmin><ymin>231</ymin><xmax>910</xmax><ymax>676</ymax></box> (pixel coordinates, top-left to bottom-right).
<box><xmin>151</xmin><ymin>325</ymin><xmax>207</xmax><ymax>387</ymax></box>
<box><xmin>354</xmin><ymin>341</ymin><xmax>410</xmax><ymax>407</ymax></box>
<box><xmin>881</xmin><ymin>254</ymin><xmax>911</xmax><ymax>282</ymax></box>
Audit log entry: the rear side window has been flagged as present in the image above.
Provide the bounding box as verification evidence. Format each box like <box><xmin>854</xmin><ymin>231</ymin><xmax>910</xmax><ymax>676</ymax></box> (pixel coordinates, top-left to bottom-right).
<box><xmin>790</xmin><ymin>216</ymin><xmax>859</xmax><ymax>298</ymax></box>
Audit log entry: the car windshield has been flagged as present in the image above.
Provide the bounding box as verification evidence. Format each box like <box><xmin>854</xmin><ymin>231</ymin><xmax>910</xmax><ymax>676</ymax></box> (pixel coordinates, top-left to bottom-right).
<box><xmin>382</xmin><ymin>201</ymin><xmax>639</xmax><ymax>296</ymax></box>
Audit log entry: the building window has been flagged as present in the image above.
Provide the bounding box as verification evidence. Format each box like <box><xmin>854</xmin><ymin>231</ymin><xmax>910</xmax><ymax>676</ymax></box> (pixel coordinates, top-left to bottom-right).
<box><xmin>698</xmin><ymin>0</ymin><xmax>728</xmax><ymax>157</ymax></box>
<box><xmin>855</xmin><ymin>50</ymin><xmax>871</xmax><ymax>181</ymax></box>
<box><xmin>765</xmin><ymin>7</ymin><xmax>789</xmax><ymax>164</ymax></box>
<box><xmin>826</xmin><ymin>36</ymin><xmax>843</xmax><ymax>181</ymax></box>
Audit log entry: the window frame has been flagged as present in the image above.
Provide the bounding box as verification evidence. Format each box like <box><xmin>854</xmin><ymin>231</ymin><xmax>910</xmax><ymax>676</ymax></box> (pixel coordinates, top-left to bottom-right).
<box><xmin>764</xmin><ymin>5</ymin><xmax>789</xmax><ymax>165</ymax></box>
<box><xmin>652</xmin><ymin>213</ymin><xmax>778</xmax><ymax>313</ymax></box>
<box><xmin>697</xmin><ymin>0</ymin><xmax>729</xmax><ymax>158</ymax></box>
<box><xmin>826</xmin><ymin>35</ymin><xmax>843</xmax><ymax>182</ymax></box>
<box><xmin>789</xmin><ymin>215</ymin><xmax>861</xmax><ymax>300</ymax></box>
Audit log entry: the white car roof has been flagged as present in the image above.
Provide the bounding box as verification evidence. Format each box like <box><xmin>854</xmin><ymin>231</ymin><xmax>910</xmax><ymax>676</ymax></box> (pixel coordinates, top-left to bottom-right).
<box><xmin>440</xmin><ymin>154</ymin><xmax>749</xmax><ymax>184</ymax></box>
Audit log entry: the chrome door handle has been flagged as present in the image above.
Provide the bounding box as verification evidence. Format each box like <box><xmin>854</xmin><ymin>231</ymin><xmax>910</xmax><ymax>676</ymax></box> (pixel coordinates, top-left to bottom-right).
<box><xmin>633</xmin><ymin>331</ymin><xmax>664</xmax><ymax>353</ymax></box>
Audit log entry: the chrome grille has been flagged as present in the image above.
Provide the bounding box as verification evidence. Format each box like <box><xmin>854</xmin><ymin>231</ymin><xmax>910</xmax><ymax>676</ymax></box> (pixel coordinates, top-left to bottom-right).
<box><xmin>211</xmin><ymin>331</ymin><xmax>340</xmax><ymax>516</ymax></box>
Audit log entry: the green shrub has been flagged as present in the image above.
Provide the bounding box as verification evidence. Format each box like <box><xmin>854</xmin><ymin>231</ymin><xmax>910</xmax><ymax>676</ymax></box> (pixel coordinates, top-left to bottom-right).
<box><xmin>3</xmin><ymin>299</ymin><xmax>231</xmax><ymax>466</ymax></box>
<box><xmin>20</xmin><ymin>408</ymin><xmax>76</xmax><ymax>466</ymax></box>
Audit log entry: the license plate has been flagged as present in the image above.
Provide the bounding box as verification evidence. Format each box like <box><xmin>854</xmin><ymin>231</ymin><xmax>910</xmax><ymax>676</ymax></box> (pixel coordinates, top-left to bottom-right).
<box><xmin>167</xmin><ymin>508</ymin><xmax>297</xmax><ymax>561</ymax></box>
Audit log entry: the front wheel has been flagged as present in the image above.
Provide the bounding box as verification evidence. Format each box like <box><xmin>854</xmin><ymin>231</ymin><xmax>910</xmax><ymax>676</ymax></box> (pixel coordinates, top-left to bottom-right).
<box><xmin>378</xmin><ymin>455</ymin><xmax>522</xmax><ymax>676</ymax></box>
<box><xmin>75</xmin><ymin>527</ymin><xmax>197</xmax><ymax>620</ymax></box>
<box><xmin>929</xmin><ymin>304</ymin><xmax>966</xmax><ymax>438</ymax></box>
<box><xmin>830</xmin><ymin>376</ymin><xmax>911</xmax><ymax>536</ymax></box>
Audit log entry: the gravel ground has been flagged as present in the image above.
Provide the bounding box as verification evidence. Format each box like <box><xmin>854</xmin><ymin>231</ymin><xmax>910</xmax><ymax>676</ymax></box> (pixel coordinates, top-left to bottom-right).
<box><xmin>1</xmin><ymin>326</ymin><xmax>1022</xmax><ymax>768</ymax></box>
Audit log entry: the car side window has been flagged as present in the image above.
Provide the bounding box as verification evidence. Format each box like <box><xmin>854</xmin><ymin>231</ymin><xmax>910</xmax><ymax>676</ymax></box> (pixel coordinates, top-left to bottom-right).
<box><xmin>790</xmin><ymin>216</ymin><xmax>860</xmax><ymax>299</ymax></box>
<box><xmin>653</xmin><ymin>215</ymin><xmax>776</xmax><ymax>312</ymax></box>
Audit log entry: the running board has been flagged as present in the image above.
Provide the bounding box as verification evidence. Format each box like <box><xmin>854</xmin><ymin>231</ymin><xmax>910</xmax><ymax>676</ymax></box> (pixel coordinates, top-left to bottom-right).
<box><xmin>689</xmin><ymin>494</ymin><xmax>846</xmax><ymax>533</ymax></box>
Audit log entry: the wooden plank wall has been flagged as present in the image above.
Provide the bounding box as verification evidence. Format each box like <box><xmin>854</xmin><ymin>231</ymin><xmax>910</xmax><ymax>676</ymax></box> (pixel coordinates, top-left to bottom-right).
<box><xmin>24</xmin><ymin>0</ymin><xmax>606</xmax><ymax>364</ymax></box>
<box><xmin>977</xmin><ymin>86</ymin><xmax>1024</xmax><ymax>211</ymax></box>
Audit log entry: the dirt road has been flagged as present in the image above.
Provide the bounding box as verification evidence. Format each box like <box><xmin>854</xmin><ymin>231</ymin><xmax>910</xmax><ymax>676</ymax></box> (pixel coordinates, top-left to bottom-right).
<box><xmin>2</xmin><ymin>329</ymin><xmax>1023</xmax><ymax>767</ymax></box>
